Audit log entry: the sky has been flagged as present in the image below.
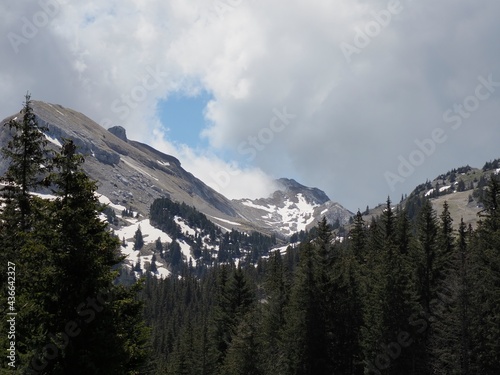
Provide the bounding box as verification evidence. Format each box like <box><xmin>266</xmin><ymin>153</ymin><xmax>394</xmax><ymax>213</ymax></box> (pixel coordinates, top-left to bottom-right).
<box><xmin>1</xmin><ymin>0</ymin><xmax>499</xmax><ymax>212</ymax></box>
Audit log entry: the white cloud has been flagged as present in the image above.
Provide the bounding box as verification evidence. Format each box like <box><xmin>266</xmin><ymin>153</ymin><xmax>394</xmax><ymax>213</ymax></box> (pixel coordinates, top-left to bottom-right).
<box><xmin>1</xmin><ymin>0</ymin><xmax>499</xmax><ymax>210</ymax></box>
<box><xmin>150</xmin><ymin>128</ymin><xmax>279</xmax><ymax>199</ymax></box>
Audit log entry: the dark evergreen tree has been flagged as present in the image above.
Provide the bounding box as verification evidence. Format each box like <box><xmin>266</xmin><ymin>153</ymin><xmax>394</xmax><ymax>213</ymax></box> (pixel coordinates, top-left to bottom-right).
<box><xmin>221</xmin><ymin>310</ymin><xmax>262</xmax><ymax>375</ymax></box>
<box><xmin>438</xmin><ymin>201</ymin><xmax>455</xmax><ymax>273</ymax></box>
<box><xmin>332</xmin><ymin>239</ymin><xmax>364</xmax><ymax>374</ymax></box>
<box><xmin>0</xmin><ymin>112</ymin><xmax>150</xmax><ymax>374</ymax></box>
<box><xmin>281</xmin><ymin>241</ymin><xmax>331</xmax><ymax>375</ymax></box>
<box><xmin>33</xmin><ymin>139</ymin><xmax>150</xmax><ymax>374</ymax></box>
<box><xmin>468</xmin><ymin>175</ymin><xmax>500</xmax><ymax>374</ymax></box>
<box><xmin>415</xmin><ymin>199</ymin><xmax>439</xmax><ymax>315</ymax></box>
<box><xmin>260</xmin><ymin>250</ymin><xmax>288</xmax><ymax>374</ymax></box>
<box><xmin>350</xmin><ymin>210</ymin><xmax>367</xmax><ymax>263</ymax></box>
<box><xmin>150</xmin><ymin>254</ymin><xmax>158</xmax><ymax>274</ymax></box>
<box><xmin>430</xmin><ymin>218</ymin><xmax>472</xmax><ymax>375</ymax></box>
<box><xmin>0</xmin><ymin>93</ymin><xmax>50</xmax><ymax>231</ymax></box>
<box><xmin>134</xmin><ymin>225</ymin><xmax>144</xmax><ymax>250</ymax></box>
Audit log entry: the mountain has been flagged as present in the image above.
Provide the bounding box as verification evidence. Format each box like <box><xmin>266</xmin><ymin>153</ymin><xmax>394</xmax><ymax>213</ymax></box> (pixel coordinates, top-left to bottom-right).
<box><xmin>361</xmin><ymin>162</ymin><xmax>500</xmax><ymax>229</ymax></box>
<box><xmin>233</xmin><ymin>178</ymin><xmax>353</xmax><ymax>236</ymax></box>
<box><xmin>0</xmin><ymin>101</ymin><xmax>352</xmax><ymax>237</ymax></box>
<box><xmin>2</xmin><ymin>99</ymin><xmax>498</xmax><ymax>281</ymax></box>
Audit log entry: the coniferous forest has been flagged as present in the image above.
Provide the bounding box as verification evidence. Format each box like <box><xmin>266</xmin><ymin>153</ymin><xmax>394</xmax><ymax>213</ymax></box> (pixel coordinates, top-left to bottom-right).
<box><xmin>1</xmin><ymin>96</ymin><xmax>500</xmax><ymax>374</ymax></box>
<box><xmin>142</xmin><ymin>193</ymin><xmax>500</xmax><ymax>375</ymax></box>
<box><xmin>0</xmin><ymin>96</ymin><xmax>149</xmax><ymax>374</ymax></box>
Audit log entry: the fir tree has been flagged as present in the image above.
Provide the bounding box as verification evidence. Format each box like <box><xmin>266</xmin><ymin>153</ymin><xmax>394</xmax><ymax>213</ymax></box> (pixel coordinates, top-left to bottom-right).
<box><xmin>221</xmin><ymin>310</ymin><xmax>263</xmax><ymax>375</ymax></box>
<box><xmin>468</xmin><ymin>175</ymin><xmax>500</xmax><ymax>374</ymax></box>
<box><xmin>0</xmin><ymin>93</ymin><xmax>50</xmax><ymax>231</ymax></box>
<box><xmin>430</xmin><ymin>218</ymin><xmax>471</xmax><ymax>375</ymax></box>
<box><xmin>0</xmin><ymin>109</ymin><xmax>150</xmax><ymax>374</ymax></box>
<box><xmin>260</xmin><ymin>250</ymin><xmax>289</xmax><ymax>374</ymax></box>
<box><xmin>134</xmin><ymin>225</ymin><xmax>144</xmax><ymax>250</ymax></box>
<box><xmin>33</xmin><ymin>139</ymin><xmax>150</xmax><ymax>374</ymax></box>
<box><xmin>350</xmin><ymin>210</ymin><xmax>367</xmax><ymax>263</ymax></box>
<box><xmin>282</xmin><ymin>242</ymin><xmax>331</xmax><ymax>375</ymax></box>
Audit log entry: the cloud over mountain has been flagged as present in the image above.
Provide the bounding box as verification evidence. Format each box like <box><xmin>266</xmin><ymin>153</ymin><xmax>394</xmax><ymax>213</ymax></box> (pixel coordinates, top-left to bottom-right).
<box><xmin>1</xmin><ymin>0</ymin><xmax>499</xmax><ymax>209</ymax></box>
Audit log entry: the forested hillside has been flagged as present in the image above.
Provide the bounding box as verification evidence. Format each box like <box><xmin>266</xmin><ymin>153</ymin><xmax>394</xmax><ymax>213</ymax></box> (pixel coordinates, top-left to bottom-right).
<box><xmin>0</xmin><ymin>95</ymin><xmax>149</xmax><ymax>374</ymax></box>
<box><xmin>141</xmin><ymin>184</ymin><xmax>500</xmax><ymax>374</ymax></box>
<box><xmin>1</xmin><ymin>95</ymin><xmax>499</xmax><ymax>374</ymax></box>
<box><xmin>149</xmin><ymin>197</ymin><xmax>276</xmax><ymax>268</ymax></box>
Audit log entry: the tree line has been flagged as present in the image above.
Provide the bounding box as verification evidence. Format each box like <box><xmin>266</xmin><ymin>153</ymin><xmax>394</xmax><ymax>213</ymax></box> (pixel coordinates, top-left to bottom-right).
<box><xmin>0</xmin><ymin>94</ymin><xmax>149</xmax><ymax>374</ymax></box>
<box><xmin>142</xmin><ymin>179</ymin><xmax>500</xmax><ymax>374</ymax></box>
<box><xmin>1</xmin><ymin>94</ymin><xmax>499</xmax><ymax>374</ymax></box>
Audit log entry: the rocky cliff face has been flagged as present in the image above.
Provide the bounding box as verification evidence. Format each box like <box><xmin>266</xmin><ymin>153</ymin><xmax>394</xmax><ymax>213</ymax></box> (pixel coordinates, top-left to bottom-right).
<box><xmin>0</xmin><ymin>101</ymin><xmax>353</xmax><ymax>236</ymax></box>
<box><xmin>1</xmin><ymin>101</ymin><xmax>239</xmax><ymax>221</ymax></box>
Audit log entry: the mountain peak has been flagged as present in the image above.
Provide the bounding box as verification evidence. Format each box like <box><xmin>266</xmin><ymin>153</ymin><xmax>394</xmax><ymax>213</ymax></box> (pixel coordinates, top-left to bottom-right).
<box><xmin>276</xmin><ymin>177</ymin><xmax>331</xmax><ymax>205</ymax></box>
<box><xmin>108</xmin><ymin>126</ymin><xmax>128</xmax><ymax>143</ymax></box>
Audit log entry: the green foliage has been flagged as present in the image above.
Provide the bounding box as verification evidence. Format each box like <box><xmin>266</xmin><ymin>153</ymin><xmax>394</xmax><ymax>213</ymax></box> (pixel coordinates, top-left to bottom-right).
<box><xmin>1</xmin><ymin>93</ymin><xmax>50</xmax><ymax>231</ymax></box>
<box><xmin>150</xmin><ymin>196</ymin><xmax>276</xmax><ymax>267</ymax></box>
<box><xmin>0</xmin><ymin>98</ymin><xmax>149</xmax><ymax>374</ymax></box>
<box><xmin>133</xmin><ymin>225</ymin><xmax>144</xmax><ymax>250</ymax></box>
<box><xmin>140</xmin><ymin>186</ymin><xmax>500</xmax><ymax>375</ymax></box>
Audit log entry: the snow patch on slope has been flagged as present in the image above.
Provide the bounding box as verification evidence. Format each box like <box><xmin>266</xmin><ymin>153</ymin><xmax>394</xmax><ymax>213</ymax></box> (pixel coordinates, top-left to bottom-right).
<box><xmin>178</xmin><ymin>239</ymin><xmax>197</xmax><ymax>267</ymax></box>
<box><xmin>175</xmin><ymin>216</ymin><xmax>197</xmax><ymax>236</ymax></box>
<box><xmin>97</xmin><ymin>194</ymin><xmax>127</xmax><ymax>212</ymax></box>
<box><xmin>157</xmin><ymin>160</ymin><xmax>170</xmax><ymax>167</ymax></box>
<box><xmin>243</xmin><ymin>193</ymin><xmax>319</xmax><ymax>235</ymax></box>
<box><xmin>209</xmin><ymin>216</ymin><xmax>241</xmax><ymax>226</ymax></box>
<box><xmin>241</xmin><ymin>200</ymin><xmax>275</xmax><ymax>212</ymax></box>
<box><xmin>44</xmin><ymin>133</ymin><xmax>62</xmax><ymax>147</ymax></box>
<box><xmin>115</xmin><ymin>219</ymin><xmax>172</xmax><ymax>249</ymax></box>
<box><xmin>120</xmin><ymin>157</ymin><xmax>154</xmax><ymax>179</ymax></box>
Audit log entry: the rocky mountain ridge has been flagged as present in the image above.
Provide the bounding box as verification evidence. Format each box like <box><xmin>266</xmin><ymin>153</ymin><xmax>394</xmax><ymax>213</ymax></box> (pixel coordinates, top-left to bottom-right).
<box><xmin>0</xmin><ymin>101</ymin><xmax>353</xmax><ymax>236</ymax></box>
<box><xmin>233</xmin><ymin>178</ymin><xmax>353</xmax><ymax>236</ymax></box>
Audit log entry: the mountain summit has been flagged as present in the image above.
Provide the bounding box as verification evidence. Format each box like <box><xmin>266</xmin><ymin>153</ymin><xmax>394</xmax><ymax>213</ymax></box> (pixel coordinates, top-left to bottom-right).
<box><xmin>276</xmin><ymin>178</ymin><xmax>331</xmax><ymax>205</ymax></box>
<box><xmin>0</xmin><ymin>101</ymin><xmax>353</xmax><ymax>236</ymax></box>
<box><xmin>233</xmin><ymin>178</ymin><xmax>352</xmax><ymax>236</ymax></box>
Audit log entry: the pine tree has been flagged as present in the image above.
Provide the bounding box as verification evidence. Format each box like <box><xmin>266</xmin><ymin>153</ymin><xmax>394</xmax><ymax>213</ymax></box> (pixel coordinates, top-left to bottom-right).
<box><xmin>221</xmin><ymin>310</ymin><xmax>262</xmax><ymax>375</ymax></box>
<box><xmin>408</xmin><ymin>198</ymin><xmax>441</xmax><ymax>374</ymax></box>
<box><xmin>281</xmin><ymin>242</ymin><xmax>330</xmax><ymax>375</ymax></box>
<box><xmin>260</xmin><ymin>250</ymin><xmax>288</xmax><ymax>374</ymax></box>
<box><xmin>134</xmin><ymin>225</ymin><xmax>144</xmax><ymax>250</ymax></box>
<box><xmin>430</xmin><ymin>218</ymin><xmax>471</xmax><ymax>375</ymax></box>
<box><xmin>468</xmin><ymin>175</ymin><xmax>500</xmax><ymax>374</ymax></box>
<box><xmin>30</xmin><ymin>139</ymin><xmax>151</xmax><ymax>374</ymax></box>
<box><xmin>207</xmin><ymin>265</ymin><xmax>232</xmax><ymax>373</ymax></box>
<box><xmin>438</xmin><ymin>201</ymin><xmax>455</xmax><ymax>274</ymax></box>
<box><xmin>0</xmin><ymin>94</ymin><xmax>54</xmax><ymax>371</ymax></box>
<box><xmin>155</xmin><ymin>237</ymin><xmax>163</xmax><ymax>256</ymax></box>
<box><xmin>0</xmin><ymin>93</ymin><xmax>50</xmax><ymax>231</ymax></box>
<box><xmin>350</xmin><ymin>210</ymin><xmax>367</xmax><ymax>263</ymax></box>
<box><xmin>332</xmin><ymin>239</ymin><xmax>364</xmax><ymax>374</ymax></box>
<box><xmin>0</xmin><ymin>128</ymin><xmax>150</xmax><ymax>373</ymax></box>
<box><xmin>415</xmin><ymin>199</ymin><xmax>439</xmax><ymax>315</ymax></box>
<box><xmin>150</xmin><ymin>254</ymin><xmax>158</xmax><ymax>274</ymax></box>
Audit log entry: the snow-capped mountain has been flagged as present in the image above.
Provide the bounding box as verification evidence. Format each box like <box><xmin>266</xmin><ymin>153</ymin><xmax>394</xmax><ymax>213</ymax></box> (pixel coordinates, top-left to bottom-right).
<box><xmin>233</xmin><ymin>178</ymin><xmax>353</xmax><ymax>236</ymax></box>
<box><xmin>0</xmin><ymin>101</ymin><xmax>353</xmax><ymax>237</ymax></box>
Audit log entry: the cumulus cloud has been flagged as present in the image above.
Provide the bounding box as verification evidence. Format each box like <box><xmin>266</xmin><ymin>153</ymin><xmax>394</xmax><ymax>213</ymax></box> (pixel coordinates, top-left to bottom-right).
<box><xmin>1</xmin><ymin>0</ymin><xmax>499</xmax><ymax>210</ymax></box>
